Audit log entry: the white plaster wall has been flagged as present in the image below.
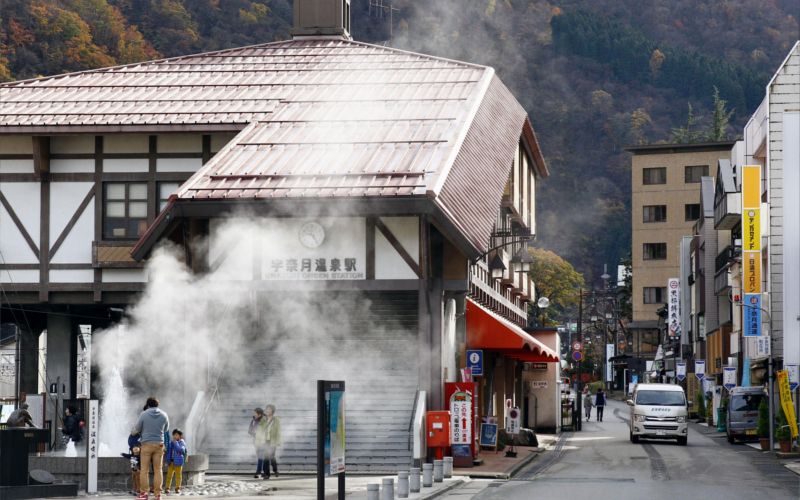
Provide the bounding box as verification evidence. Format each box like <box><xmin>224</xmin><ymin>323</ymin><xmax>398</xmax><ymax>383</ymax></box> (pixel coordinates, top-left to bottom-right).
<box><xmin>49</xmin><ymin>269</ymin><xmax>94</xmax><ymax>283</ymax></box>
<box><xmin>157</xmin><ymin>134</ymin><xmax>202</xmax><ymax>153</ymax></box>
<box><xmin>208</xmin><ymin>218</ymin><xmax>254</xmax><ymax>281</ymax></box>
<box><xmin>375</xmin><ymin>216</ymin><xmax>418</xmax><ymax>280</ymax></box>
<box><xmin>0</xmin><ymin>136</ymin><xmax>32</xmax><ymax>154</ymax></box>
<box><xmin>103</xmin><ymin>158</ymin><xmax>149</xmax><ymax>173</ymax></box>
<box><xmin>0</xmin><ymin>270</ymin><xmax>39</xmax><ymax>283</ymax></box>
<box><xmin>0</xmin><ymin>182</ymin><xmax>40</xmax><ymax>263</ymax></box>
<box><xmin>49</xmin><ymin>182</ymin><xmax>94</xmax><ymax>265</ymax></box>
<box><xmin>104</xmin><ymin>134</ymin><xmax>149</xmax><ymax>153</ymax></box>
<box><xmin>0</xmin><ymin>159</ymin><xmax>34</xmax><ymax>173</ymax></box>
<box><xmin>156</xmin><ymin>158</ymin><xmax>203</xmax><ymax>172</ymax></box>
<box><xmin>50</xmin><ymin>159</ymin><xmax>94</xmax><ymax>173</ymax></box>
<box><xmin>50</xmin><ymin>136</ymin><xmax>94</xmax><ymax>154</ymax></box>
<box><xmin>782</xmin><ymin>111</ymin><xmax>800</xmax><ymax>368</ymax></box>
<box><xmin>102</xmin><ymin>269</ymin><xmax>147</xmax><ymax>282</ymax></box>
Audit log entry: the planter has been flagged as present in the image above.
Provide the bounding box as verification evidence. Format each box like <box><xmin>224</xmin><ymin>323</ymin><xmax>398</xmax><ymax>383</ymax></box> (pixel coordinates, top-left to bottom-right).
<box><xmin>779</xmin><ymin>440</ymin><xmax>792</xmax><ymax>453</ymax></box>
<box><xmin>759</xmin><ymin>437</ymin><xmax>771</xmax><ymax>451</ymax></box>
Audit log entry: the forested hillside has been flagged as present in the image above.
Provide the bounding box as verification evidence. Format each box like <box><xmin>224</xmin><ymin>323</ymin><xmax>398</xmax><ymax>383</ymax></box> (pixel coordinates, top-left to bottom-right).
<box><xmin>1</xmin><ymin>0</ymin><xmax>797</xmax><ymax>282</ymax></box>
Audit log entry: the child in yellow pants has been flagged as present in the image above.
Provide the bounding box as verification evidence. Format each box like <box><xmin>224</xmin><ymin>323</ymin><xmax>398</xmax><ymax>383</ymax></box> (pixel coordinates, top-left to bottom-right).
<box><xmin>164</xmin><ymin>429</ymin><xmax>187</xmax><ymax>494</ymax></box>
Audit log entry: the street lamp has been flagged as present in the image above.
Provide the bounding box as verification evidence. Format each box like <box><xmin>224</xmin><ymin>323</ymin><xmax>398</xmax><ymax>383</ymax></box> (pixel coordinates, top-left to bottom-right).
<box><xmin>512</xmin><ymin>241</ymin><xmax>534</xmax><ymax>273</ymax></box>
<box><xmin>488</xmin><ymin>254</ymin><xmax>506</xmax><ymax>280</ymax></box>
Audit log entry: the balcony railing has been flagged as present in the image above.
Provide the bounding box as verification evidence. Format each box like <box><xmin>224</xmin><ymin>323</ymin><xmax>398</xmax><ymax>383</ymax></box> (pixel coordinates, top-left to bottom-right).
<box><xmin>714</xmin><ymin>191</ymin><xmax>741</xmax><ymax>230</ymax></box>
<box><xmin>715</xmin><ymin>245</ymin><xmax>738</xmax><ymax>273</ymax></box>
<box><xmin>470</xmin><ymin>260</ymin><xmax>528</xmax><ymax>325</ymax></box>
<box><xmin>714</xmin><ymin>268</ymin><xmax>731</xmax><ymax>296</ymax></box>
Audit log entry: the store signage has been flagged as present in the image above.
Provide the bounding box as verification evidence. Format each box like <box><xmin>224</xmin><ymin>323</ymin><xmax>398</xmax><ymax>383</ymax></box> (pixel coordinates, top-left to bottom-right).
<box><xmin>87</xmin><ymin>400</ymin><xmax>98</xmax><ymax>493</ymax></box>
<box><xmin>530</xmin><ymin>380</ymin><xmax>548</xmax><ymax>389</ymax></box>
<box><xmin>466</xmin><ymin>350</ymin><xmax>483</xmax><ymax>376</ymax></box>
<box><xmin>676</xmin><ymin>362</ymin><xmax>686</xmax><ymax>382</ymax></box>
<box><xmin>695</xmin><ymin>360</ymin><xmax>706</xmax><ymax>381</ymax></box>
<box><xmin>479</xmin><ymin>423</ymin><xmax>498</xmax><ymax>448</ymax></box>
<box><xmin>786</xmin><ymin>364</ymin><xmax>799</xmax><ymax>392</ymax></box>
<box><xmin>756</xmin><ymin>335</ymin><xmax>771</xmax><ymax>357</ymax></box>
<box><xmin>777</xmin><ymin>370</ymin><xmax>799</xmax><ymax>439</ymax></box>
<box><xmin>449</xmin><ymin>391</ymin><xmax>472</xmax><ymax>445</ymax></box>
<box><xmin>606</xmin><ymin>344</ymin><xmax>614</xmax><ymax>382</ymax></box>
<box><xmin>667</xmin><ymin>278</ymin><xmax>681</xmax><ymax>338</ymax></box>
<box><xmin>723</xmin><ymin>366</ymin><xmax>737</xmax><ymax>391</ymax></box>
<box><xmin>506</xmin><ymin>407</ymin><xmax>520</xmax><ymax>435</ymax></box>
<box><xmin>530</xmin><ymin>363</ymin><xmax>548</xmax><ymax>370</ymax></box>
<box><xmin>743</xmin><ymin>293</ymin><xmax>762</xmax><ymax>337</ymax></box>
<box><xmin>76</xmin><ymin>325</ymin><xmax>92</xmax><ymax>399</ymax></box>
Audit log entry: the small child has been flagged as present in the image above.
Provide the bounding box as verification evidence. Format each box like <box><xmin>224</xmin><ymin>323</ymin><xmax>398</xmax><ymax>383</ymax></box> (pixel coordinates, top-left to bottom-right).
<box><xmin>164</xmin><ymin>429</ymin><xmax>188</xmax><ymax>494</ymax></box>
<box><xmin>121</xmin><ymin>433</ymin><xmax>142</xmax><ymax>495</ymax></box>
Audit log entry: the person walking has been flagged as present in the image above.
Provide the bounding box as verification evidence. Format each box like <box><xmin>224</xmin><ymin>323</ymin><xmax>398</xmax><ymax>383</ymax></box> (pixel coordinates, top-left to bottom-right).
<box><xmin>595</xmin><ymin>388</ymin><xmax>606</xmax><ymax>422</ymax></box>
<box><xmin>262</xmin><ymin>405</ymin><xmax>281</xmax><ymax>479</ymax></box>
<box><xmin>61</xmin><ymin>405</ymin><xmax>83</xmax><ymax>444</ymax></box>
<box><xmin>7</xmin><ymin>403</ymin><xmax>35</xmax><ymax>427</ymax></box>
<box><xmin>583</xmin><ymin>388</ymin><xmax>593</xmax><ymax>421</ymax></box>
<box><xmin>131</xmin><ymin>397</ymin><xmax>169</xmax><ymax>500</ymax></box>
<box><xmin>249</xmin><ymin>408</ymin><xmax>268</xmax><ymax>478</ymax></box>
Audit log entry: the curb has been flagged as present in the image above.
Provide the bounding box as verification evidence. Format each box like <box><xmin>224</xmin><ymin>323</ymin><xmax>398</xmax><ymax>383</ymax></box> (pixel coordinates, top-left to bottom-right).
<box><xmin>507</xmin><ymin>448</ymin><xmax>544</xmax><ymax>478</ymax></box>
<box><xmin>418</xmin><ymin>478</ymin><xmax>466</xmax><ymax>499</ymax></box>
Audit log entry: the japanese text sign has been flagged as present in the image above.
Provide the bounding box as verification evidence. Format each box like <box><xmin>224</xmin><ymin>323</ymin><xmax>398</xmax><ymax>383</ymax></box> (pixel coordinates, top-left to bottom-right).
<box><xmin>667</xmin><ymin>278</ymin><xmax>681</xmax><ymax>338</ymax></box>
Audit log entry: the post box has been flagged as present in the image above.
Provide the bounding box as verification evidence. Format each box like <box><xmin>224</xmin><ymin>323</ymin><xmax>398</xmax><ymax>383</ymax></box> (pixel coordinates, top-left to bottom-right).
<box><xmin>426</xmin><ymin>410</ymin><xmax>450</xmax><ymax>459</ymax></box>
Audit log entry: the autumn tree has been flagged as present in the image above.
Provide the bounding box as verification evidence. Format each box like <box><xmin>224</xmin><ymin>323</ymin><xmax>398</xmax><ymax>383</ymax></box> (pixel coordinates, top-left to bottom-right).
<box><xmin>527</xmin><ymin>247</ymin><xmax>585</xmax><ymax>326</ymax></box>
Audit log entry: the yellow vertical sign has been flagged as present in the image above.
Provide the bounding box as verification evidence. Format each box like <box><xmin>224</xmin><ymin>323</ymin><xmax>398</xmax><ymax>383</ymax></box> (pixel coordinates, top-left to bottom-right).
<box><xmin>777</xmin><ymin>370</ymin><xmax>798</xmax><ymax>439</ymax></box>
<box><xmin>741</xmin><ymin>164</ymin><xmax>762</xmax><ymax>295</ymax></box>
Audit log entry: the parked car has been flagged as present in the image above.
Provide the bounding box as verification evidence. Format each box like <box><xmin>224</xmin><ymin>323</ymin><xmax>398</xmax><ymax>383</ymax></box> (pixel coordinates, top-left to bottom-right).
<box><xmin>726</xmin><ymin>386</ymin><xmax>767</xmax><ymax>443</ymax></box>
<box><xmin>627</xmin><ymin>383</ymin><xmax>689</xmax><ymax>445</ymax></box>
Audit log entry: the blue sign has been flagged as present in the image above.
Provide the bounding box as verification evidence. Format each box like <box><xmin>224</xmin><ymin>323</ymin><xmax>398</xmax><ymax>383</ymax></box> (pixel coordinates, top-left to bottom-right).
<box><xmin>572</xmin><ymin>351</ymin><xmax>583</xmax><ymax>362</ymax></box>
<box><xmin>466</xmin><ymin>350</ymin><xmax>483</xmax><ymax>376</ymax></box>
<box><xmin>743</xmin><ymin>294</ymin><xmax>762</xmax><ymax>337</ymax></box>
<box><xmin>479</xmin><ymin>423</ymin><xmax>498</xmax><ymax>448</ymax></box>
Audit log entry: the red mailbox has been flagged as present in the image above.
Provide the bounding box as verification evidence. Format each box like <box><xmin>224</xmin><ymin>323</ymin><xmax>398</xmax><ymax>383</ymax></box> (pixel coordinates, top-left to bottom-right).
<box><xmin>426</xmin><ymin>410</ymin><xmax>451</xmax><ymax>459</ymax></box>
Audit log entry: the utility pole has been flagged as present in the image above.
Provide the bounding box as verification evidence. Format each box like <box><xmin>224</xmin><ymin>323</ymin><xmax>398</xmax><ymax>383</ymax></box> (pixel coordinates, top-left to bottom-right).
<box><xmin>576</xmin><ymin>289</ymin><xmax>583</xmax><ymax>431</ymax></box>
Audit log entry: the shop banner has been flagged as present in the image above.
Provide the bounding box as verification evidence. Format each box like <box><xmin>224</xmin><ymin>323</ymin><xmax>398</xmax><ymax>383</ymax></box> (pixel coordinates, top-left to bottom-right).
<box><xmin>668</xmin><ymin>278</ymin><xmax>681</xmax><ymax>338</ymax></box>
<box><xmin>756</xmin><ymin>335</ymin><xmax>771</xmax><ymax>357</ymax></box>
<box><xmin>723</xmin><ymin>367</ymin><xmax>737</xmax><ymax>391</ymax></box>
<box><xmin>787</xmin><ymin>364</ymin><xmax>799</xmax><ymax>392</ymax></box>
<box><xmin>695</xmin><ymin>360</ymin><xmax>706</xmax><ymax>381</ymax></box>
<box><xmin>676</xmin><ymin>362</ymin><xmax>686</xmax><ymax>382</ymax></box>
<box><xmin>743</xmin><ymin>294</ymin><xmax>762</xmax><ymax>337</ymax></box>
<box><xmin>777</xmin><ymin>370</ymin><xmax>799</xmax><ymax>439</ymax></box>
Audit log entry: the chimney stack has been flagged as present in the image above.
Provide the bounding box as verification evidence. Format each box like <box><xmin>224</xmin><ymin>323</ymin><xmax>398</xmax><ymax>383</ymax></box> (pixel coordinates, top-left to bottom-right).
<box><xmin>291</xmin><ymin>0</ymin><xmax>351</xmax><ymax>40</ymax></box>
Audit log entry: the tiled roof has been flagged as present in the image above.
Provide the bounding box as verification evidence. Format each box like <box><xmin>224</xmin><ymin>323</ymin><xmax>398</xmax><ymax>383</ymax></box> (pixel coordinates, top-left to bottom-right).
<box><xmin>1</xmin><ymin>38</ymin><xmax>543</xmax><ymax>257</ymax></box>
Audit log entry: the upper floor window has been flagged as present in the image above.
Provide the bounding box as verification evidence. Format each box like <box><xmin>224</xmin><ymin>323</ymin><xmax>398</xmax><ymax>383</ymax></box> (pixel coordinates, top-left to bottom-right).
<box><xmin>643</xmin><ymin>287</ymin><xmax>667</xmax><ymax>304</ymax></box>
<box><xmin>685</xmin><ymin>165</ymin><xmax>709</xmax><ymax>183</ymax></box>
<box><xmin>643</xmin><ymin>167</ymin><xmax>666</xmax><ymax>185</ymax></box>
<box><xmin>685</xmin><ymin>203</ymin><xmax>701</xmax><ymax>221</ymax></box>
<box><xmin>104</xmin><ymin>182</ymin><xmax>148</xmax><ymax>239</ymax></box>
<box><xmin>158</xmin><ymin>182</ymin><xmax>180</xmax><ymax>211</ymax></box>
<box><xmin>643</xmin><ymin>243</ymin><xmax>667</xmax><ymax>260</ymax></box>
<box><xmin>643</xmin><ymin>205</ymin><xmax>667</xmax><ymax>223</ymax></box>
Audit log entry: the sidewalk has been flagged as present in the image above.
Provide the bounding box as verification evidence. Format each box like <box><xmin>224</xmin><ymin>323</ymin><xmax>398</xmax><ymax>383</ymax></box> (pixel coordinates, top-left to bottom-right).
<box><xmin>453</xmin><ymin>434</ymin><xmax>557</xmax><ymax>479</ymax></box>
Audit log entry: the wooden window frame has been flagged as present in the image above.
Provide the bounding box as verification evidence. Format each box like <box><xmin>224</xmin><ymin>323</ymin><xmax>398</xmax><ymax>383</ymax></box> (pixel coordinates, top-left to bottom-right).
<box><xmin>643</xmin><ymin>242</ymin><xmax>667</xmax><ymax>260</ymax></box>
<box><xmin>103</xmin><ymin>182</ymin><xmax>149</xmax><ymax>240</ymax></box>
<box><xmin>643</xmin><ymin>167</ymin><xmax>667</xmax><ymax>185</ymax></box>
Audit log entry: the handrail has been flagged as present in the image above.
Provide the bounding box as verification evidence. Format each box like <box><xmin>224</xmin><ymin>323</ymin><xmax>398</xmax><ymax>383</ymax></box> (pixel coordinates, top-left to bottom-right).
<box><xmin>408</xmin><ymin>389</ymin><xmax>426</xmax><ymax>465</ymax></box>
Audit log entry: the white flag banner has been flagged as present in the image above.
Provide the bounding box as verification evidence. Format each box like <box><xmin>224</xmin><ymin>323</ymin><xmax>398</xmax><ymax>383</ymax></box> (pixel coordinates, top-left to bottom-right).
<box><xmin>695</xmin><ymin>360</ymin><xmax>706</xmax><ymax>381</ymax></box>
<box><xmin>676</xmin><ymin>362</ymin><xmax>686</xmax><ymax>382</ymax></box>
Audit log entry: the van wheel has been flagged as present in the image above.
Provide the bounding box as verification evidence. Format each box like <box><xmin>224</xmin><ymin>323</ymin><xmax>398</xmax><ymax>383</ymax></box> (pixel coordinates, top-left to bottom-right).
<box><xmin>630</xmin><ymin>431</ymin><xmax>640</xmax><ymax>443</ymax></box>
<box><xmin>727</xmin><ymin>433</ymin><xmax>735</xmax><ymax>444</ymax></box>
<box><xmin>677</xmin><ymin>436</ymin><xmax>687</xmax><ymax>446</ymax></box>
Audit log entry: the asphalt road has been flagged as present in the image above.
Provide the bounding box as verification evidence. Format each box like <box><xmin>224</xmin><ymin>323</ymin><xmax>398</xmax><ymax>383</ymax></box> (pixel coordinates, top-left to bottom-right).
<box><xmin>442</xmin><ymin>398</ymin><xmax>800</xmax><ymax>500</ymax></box>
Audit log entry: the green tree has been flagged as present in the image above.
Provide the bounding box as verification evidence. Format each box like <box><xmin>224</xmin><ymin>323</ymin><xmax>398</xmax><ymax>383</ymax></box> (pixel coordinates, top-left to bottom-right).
<box><xmin>670</xmin><ymin>103</ymin><xmax>704</xmax><ymax>143</ymax></box>
<box><xmin>527</xmin><ymin>247</ymin><xmax>585</xmax><ymax>326</ymax></box>
<box><xmin>706</xmin><ymin>86</ymin><xmax>734</xmax><ymax>141</ymax></box>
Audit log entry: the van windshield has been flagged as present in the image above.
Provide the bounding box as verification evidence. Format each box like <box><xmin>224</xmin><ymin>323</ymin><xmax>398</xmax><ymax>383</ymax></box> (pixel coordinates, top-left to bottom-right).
<box><xmin>635</xmin><ymin>390</ymin><xmax>685</xmax><ymax>406</ymax></box>
<box><xmin>730</xmin><ymin>394</ymin><xmax>763</xmax><ymax>412</ymax></box>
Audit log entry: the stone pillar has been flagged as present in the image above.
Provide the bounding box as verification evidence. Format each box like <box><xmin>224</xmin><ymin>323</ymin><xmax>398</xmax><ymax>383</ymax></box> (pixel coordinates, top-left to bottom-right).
<box><xmin>46</xmin><ymin>314</ymin><xmax>72</xmax><ymax>446</ymax></box>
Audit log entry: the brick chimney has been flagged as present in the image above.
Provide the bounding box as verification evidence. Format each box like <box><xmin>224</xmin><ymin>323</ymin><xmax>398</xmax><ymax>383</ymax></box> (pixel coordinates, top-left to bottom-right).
<box><xmin>291</xmin><ymin>0</ymin><xmax>351</xmax><ymax>39</ymax></box>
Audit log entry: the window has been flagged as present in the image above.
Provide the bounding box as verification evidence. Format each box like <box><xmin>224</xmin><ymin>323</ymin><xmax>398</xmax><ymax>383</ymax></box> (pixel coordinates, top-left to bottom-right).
<box><xmin>158</xmin><ymin>182</ymin><xmax>180</xmax><ymax>211</ymax></box>
<box><xmin>684</xmin><ymin>165</ymin><xmax>708</xmax><ymax>183</ymax></box>
<box><xmin>643</xmin><ymin>205</ymin><xmax>667</xmax><ymax>223</ymax></box>
<box><xmin>643</xmin><ymin>243</ymin><xmax>667</xmax><ymax>260</ymax></box>
<box><xmin>643</xmin><ymin>167</ymin><xmax>666</xmax><ymax>185</ymax></box>
<box><xmin>643</xmin><ymin>287</ymin><xmax>667</xmax><ymax>304</ymax></box>
<box><xmin>103</xmin><ymin>183</ymin><xmax>148</xmax><ymax>239</ymax></box>
<box><xmin>685</xmin><ymin>203</ymin><xmax>701</xmax><ymax>221</ymax></box>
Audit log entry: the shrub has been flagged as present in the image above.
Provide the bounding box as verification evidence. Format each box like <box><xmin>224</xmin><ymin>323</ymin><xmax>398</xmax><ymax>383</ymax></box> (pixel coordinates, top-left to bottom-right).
<box><xmin>776</xmin><ymin>405</ymin><xmax>790</xmax><ymax>442</ymax></box>
<box><xmin>696</xmin><ymin>392</ymin><xmax>706</xmax><ymax>418</ymax></box>
<box><xmin>757</xmin><ymin>398</ymin><xmax>769</xmax><ymax>438</ymax></box>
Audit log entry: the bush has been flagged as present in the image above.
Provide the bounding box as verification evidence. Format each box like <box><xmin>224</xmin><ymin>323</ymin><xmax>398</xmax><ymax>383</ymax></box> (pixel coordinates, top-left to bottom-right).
<box><xmin>776</xmin><ymin>405</ymin><xmax>790</xmax><ymax>442</ymax></box>
<box><xmin>757</xmin><ymin>398</ymin><xmax>769</xmax><ymax>438</ymax></box>
<box><xmin>696</xmin><ymin>392</ymin><xmax>706</xmax><ymax>418</ymax></box>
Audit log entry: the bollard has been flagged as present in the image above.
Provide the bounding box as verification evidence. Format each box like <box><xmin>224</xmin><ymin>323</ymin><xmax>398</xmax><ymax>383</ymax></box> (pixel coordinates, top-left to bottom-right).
<box><xmin>422</xmin><ymin>463</ymin><xmax>433</xmax><ymax>487</ymax></box>
<box><xmin>443</xmin><ymin>456</ymin><xmax>453</xmax><ymax>478</ymax></box>
<box><xmin>433</xmin><ymin>459</ymin><xmax>444</xmax><ymax>483</ymax></box>
<box><xmin>397</xmin><ymin>471</ymin><xmax>409</xmax><ymax>498</ymax></box>
<box><xmin>367</xmin><ymin>483</ymin><xmax>380</xmax><ymax>500</ymax></box>
<box><xmin>410</xmin><ymin>467</ymin><xmax>421</xmax><ymax>493</ymax></box>
<box><xmin>381</xmin><ymin>477</ymin><xmax>395</xmax><ymax>500</ymax></box>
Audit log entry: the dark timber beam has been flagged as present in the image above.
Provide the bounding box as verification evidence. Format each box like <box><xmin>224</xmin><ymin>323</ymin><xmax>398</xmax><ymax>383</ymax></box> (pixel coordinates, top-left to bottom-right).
<box><xmin>32</xmin><ymin>136</ymin><xmax>50</xmax><ymax>178</ymax></box>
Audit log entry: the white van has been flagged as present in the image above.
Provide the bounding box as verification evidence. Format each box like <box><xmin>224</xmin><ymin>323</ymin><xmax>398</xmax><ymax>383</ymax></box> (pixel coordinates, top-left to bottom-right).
<box><xmin>627</xmin><ymin>383</ymin><xmax>689</xmax><ymax>445</ymax></box>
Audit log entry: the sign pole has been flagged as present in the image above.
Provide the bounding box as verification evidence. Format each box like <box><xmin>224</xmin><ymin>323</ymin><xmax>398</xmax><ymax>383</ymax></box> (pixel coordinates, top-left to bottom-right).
<box><xmin>316</xmin><ymin>380</ymin><xmax>324</xmax><ymax>500</ymax></box>
<box><xmin>86</xmin><ymin>399</ymin><xmax>98</xmax><ymax>494</ymax></box>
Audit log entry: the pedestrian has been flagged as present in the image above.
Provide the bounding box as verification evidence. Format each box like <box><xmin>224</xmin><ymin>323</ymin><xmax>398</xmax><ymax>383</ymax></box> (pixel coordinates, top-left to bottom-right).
<box><xmin>583</xmin><ymin>388</ymin><xmax>593</xmax><ymax>421</ymax></box>
<box><xmin>131</xmin><ymin>397</ymin><xmax>169</xmax><ymax>500</ymax></box>
<box><xmin>595</xmin><ymin>388</ymin><xmax>606</xmax><ymax>422</ymax></box>
<box><xmin>262</xmin><ymin>405</ymin><xmax>281</xmax><ymax>479</ymax></box>
<box><xmin>249</xmin><ymin>407</ymin><xmax>267</xmax><ymax>478</ymax></box>
<box><xmin>61</xmin><ymin>405</ymin><xmax>83</xmax><ymax>444</ymax></box>
<box><xmin>164</xmin><ymin>429</ymin><xmax>188</xmax><ymax>495</ymax></box>
<box><xmin>121</xmin><ymin>433</ymin><xmax>142</xmax><ymax>495</ymax></box>
<box><xmin>7</xmin><ymin>403</ymin><xmax>35</xmax><ymax>428</ymax></box>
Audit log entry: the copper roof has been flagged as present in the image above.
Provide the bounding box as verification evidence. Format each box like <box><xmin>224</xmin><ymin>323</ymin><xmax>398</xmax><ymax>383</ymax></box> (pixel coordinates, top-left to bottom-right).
<box><xmin>0</xmin><ymin>38</ymin><xmax>546</xmax><ymax>257</ymax></box>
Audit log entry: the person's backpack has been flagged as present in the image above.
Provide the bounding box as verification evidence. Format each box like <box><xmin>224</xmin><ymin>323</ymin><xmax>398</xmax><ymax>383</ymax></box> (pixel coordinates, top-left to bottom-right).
<box><xmin>248</xmin><ymin>418</ymin><xmax>257</xmax><ymax>436</ymax></box>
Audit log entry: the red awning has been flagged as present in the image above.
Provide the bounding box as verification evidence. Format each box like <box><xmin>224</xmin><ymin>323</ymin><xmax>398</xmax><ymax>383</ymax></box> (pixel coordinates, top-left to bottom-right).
<box><xmin>466</xmin><ymin>298</ymin><xmax>559</xmax><ymax>363</ymax></box>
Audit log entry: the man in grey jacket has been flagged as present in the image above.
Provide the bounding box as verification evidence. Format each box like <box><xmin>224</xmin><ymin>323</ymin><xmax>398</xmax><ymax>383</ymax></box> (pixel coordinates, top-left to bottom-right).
<box><xmin>131</xmin><ymin>397</ymin><xmax>169</xmax><ymax>500</ymax></box>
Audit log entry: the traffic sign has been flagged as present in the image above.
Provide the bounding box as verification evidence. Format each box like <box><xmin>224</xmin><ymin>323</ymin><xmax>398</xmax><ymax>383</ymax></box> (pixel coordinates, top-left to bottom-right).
<box><xmin>572</xmin><ymin>351</ymin><xmax>583</xmax><ymax>361</ymax></box>
<box><xmin>572</xmin><ymin>341</ymin><xmax>582</xmax><ymax>351</ymax></box>
<box><xmin>466</xmin><ymin>349</ymin><xmax>483</xmax><ymax>376</ymax></box>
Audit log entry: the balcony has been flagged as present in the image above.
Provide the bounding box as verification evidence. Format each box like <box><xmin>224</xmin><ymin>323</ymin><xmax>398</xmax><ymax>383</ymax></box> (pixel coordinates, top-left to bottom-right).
<box><xmin>714</xmin><ymin>268</ymin><xmax>732</xmax><ymax>296</ymax></box>
<box><xmin>470</xmin><ymin>260</ymin><xmax>528</xmax><ymax>325</ymax></box>
<box><xmin>714</xmin><ymin>191</ymin><xmax>741</xmax><ymax>229</ymax></box>
<box><xmin>715</xmin><ymin>245</ymin><xmax>738</xmax><ymax>273</ymax></box>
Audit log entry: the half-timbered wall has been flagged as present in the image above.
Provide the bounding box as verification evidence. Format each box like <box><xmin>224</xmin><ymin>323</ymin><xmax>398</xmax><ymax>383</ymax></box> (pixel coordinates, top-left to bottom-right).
<box><xmin>0</xmin><ymin>133</ymin><xmax>236</xmax><ymax>303</ymax></box>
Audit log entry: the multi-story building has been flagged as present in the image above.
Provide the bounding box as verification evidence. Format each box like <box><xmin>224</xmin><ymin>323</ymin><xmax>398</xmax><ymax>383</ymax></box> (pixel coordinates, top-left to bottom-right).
<box><xmin>628</xmin><ymin>142</ymin><xmax>734</xmax><ymax>379</ymax></box>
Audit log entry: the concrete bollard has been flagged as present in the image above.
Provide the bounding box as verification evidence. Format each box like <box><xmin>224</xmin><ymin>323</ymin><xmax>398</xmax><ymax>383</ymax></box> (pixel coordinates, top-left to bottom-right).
<box><xmin>397</xmin><ymin>471</ymin><xmax>409</xmax><ymax>498</ymax></box>
<box><xmin>381</xmin><ymin>477</ymin><xmax>395</xmax><ymax>500</ymax></box>
<box><xmin>367</xmin><ymin>483</ymin><xmax>380</xmax><ymax>500</ymax></box>
<box><xmin>443</xmin><ymin>456</ymin><xmax>453</xmax><ymax>478</ymax></box>
<box><xmin>422</xmin><ymin>463</ymin><xmax>433</xmax><ymax>487</ymax></box>
<box><xmin>433</xmin><ymin>459</ymin><xmax>444</xmax><ymax>483</ymax></box>
<box><xmin>410</xmin><ymin>467</ymin><xmax>421</xmax><ymax>492</ymax></box>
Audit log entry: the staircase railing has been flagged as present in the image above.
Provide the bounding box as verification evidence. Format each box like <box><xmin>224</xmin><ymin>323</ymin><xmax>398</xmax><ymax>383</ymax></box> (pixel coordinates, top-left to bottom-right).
<box><xmin>408</xmin><ymin>389</ymin><xmax>426</xmax><ymax>466</ymax></box>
